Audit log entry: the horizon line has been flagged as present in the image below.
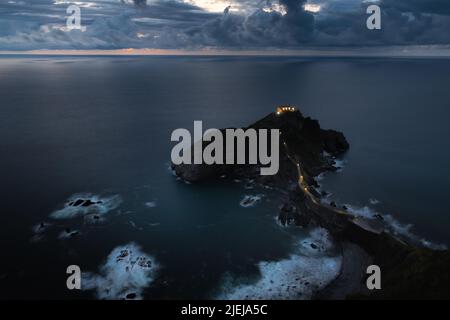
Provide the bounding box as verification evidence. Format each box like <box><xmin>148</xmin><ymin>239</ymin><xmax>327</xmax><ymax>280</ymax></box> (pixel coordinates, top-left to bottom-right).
<box><xmin>2</xmin><ymin>48</ymin><xmax>450</xmax><ymax>58</ymax></box>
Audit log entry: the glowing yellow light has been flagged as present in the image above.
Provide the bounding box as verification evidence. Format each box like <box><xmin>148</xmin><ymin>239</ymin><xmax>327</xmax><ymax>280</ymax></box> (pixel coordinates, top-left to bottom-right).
<box><xmin>276</xmin><ymin>105</ymin><xmax>296</xmax><ymax>114</ymax></box>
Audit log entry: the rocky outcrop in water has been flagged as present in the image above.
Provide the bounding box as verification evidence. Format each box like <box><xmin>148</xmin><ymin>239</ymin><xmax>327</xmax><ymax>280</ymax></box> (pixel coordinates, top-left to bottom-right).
<box><xmin>172</xmin><ymin>109</ymin><xmax>348</xmax><ymax>187</ymax></box>
<box><xmin>172</xmin><ymin>107</ymin><xmax>450</xmax><ymax>299</ymax></box>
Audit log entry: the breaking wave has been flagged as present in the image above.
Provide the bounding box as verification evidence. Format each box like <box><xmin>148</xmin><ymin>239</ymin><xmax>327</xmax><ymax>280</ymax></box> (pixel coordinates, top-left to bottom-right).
<box><xmin>345</xmin><ymin>204</ymin><xmax>447</xmax><ymax>250</ymax></box>
<box><xmin>316</xmin><ymin>162</ymin><xmax>446</xmax><ymax>251</ymax></box>
<box><xmin>239</xmin><ymin>195</ymin><xmax>263</xmax><ymax>208</ymax></box>
<box><xmin>82</xmin><ymin>243</ymin><xmax>158</xmax><ymax>300</ymax></box>
<box><xmin>50</xmin><ymin>193</ymin><xmax>122</xmax><ymax>220</ymax></box>
<box><xmin>216</xmin><ymin>228</ymin><xmax>342</xmax><ymax>300</ymax></box>
<box><xmin>332</xmin><ymin>159</ymin><xmax>346</xmax><ymax>172</ymax></box>
<box><xmin>145</xmin><ymin>201</ymin><xmax>157</xmax><ymax>208</ymax></box>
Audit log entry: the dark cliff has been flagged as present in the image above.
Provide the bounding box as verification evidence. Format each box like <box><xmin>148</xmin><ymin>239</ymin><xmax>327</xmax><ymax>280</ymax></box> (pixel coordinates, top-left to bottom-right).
<box><xmin>172</xmin><ymin>109</ymin><xmax>348</xmax><ymax>187</ymax></box>
<box><xmin>172</xmin><ymin>108</ymin><xmax>450</xmax><ymax>299</ymax></box>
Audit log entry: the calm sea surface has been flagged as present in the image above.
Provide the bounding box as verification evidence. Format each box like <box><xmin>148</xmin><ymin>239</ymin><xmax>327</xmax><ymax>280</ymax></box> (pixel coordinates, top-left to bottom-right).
<box><xmin>1</xmin><ymin>56</ymin><xmax>449</xmax><ymax>298</ymax></box>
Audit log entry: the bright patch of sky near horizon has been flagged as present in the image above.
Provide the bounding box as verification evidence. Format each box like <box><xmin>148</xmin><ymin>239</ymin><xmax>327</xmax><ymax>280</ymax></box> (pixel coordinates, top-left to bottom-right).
<box><xmin>183</xmin><ymin>0</ymin><xmax>235</xmax><ymax>13</ymax></box>
<box><xmin>182</xmin><ymin>0</ymin><xmax>319</xmax><ymax>14</ymax></box>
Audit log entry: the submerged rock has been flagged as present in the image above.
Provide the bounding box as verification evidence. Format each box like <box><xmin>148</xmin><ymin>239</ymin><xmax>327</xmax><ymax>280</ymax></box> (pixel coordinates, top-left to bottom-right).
<box><xmin>125</xmin><ymin>293</ymin><xmax>137</xmax><ymax>300</ymax></box>
<box><xmin>50</xmin><ymin>194</ymin><xmax>122</xmax><ymax>220</ymax></box>
<box><xmin>278</xmin><ymin>203</ymin><xmax>298</xmax><ymax>226</ymax></box>
<box><xmin>239</xmin><ymin>195</ymin><xmax>262</xmax><ymax>208</ymax></box>
<box><xmin>32</xmin><ymin>222</ymin><xmax>50</xmax><ymax>234</ymax></box>
<box><xmin>58</xmin><ymin>228</ymin><xmax>80</xmax><ymax>239</ymax></box>
<box><xmin>82</xmin><ymin>243</ymin><xmax>158</xmax><ymax>300</ymax></box>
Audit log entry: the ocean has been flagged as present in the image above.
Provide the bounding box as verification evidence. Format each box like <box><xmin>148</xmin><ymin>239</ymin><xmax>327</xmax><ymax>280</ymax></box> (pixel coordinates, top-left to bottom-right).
<box><xmin>1</xmin><ymin>55</ymin><xmax>449</xmax><ymax>299</ymax></box>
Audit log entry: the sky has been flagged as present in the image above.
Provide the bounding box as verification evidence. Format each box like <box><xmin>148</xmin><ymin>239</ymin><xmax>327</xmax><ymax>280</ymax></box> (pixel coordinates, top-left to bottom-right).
<box><xmin>2</xmin><ymin>0</ymin><xmax>450</xmax><ymax>54</ymax></box>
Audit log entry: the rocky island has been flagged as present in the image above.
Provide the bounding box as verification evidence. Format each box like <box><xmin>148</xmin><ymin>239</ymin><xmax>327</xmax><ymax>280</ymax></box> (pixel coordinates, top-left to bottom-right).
<box><xmin>172</xmin><ymin>106</ymin><xmax>450</xmax><ymax>299</ymax></box>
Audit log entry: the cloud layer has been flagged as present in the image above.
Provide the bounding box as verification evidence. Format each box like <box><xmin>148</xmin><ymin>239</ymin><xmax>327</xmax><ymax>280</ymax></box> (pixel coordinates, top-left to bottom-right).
<box><xmin>1</xmin><ymin>0</ymin><xmax>450</xmax><ymax>51</ymax></box>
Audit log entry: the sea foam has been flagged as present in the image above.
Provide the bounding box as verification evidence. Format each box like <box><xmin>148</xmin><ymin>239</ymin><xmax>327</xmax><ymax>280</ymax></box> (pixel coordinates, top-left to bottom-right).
<box><xmin>216</xmin><ymin>228</ymin><xmax>342</xmax><ymax>300</ymax></box>
<box><xmin>50</xmin><ymin>193</ymin><xmax>122</xmax><ymax>220</ymax></box>
<box><xmin>239</xmin><ymin>195</ymin><xmax>263</xmax><ymax>208</ymax></box>
<box><xmin>345</xmin><ymin>204</ymin><xmax>447</xmax><ymax>250</ymax></box>
<box><xmin>82</xmin><ymin>243</ymin><xmax>158</xmax><ymax>300</ymax></box>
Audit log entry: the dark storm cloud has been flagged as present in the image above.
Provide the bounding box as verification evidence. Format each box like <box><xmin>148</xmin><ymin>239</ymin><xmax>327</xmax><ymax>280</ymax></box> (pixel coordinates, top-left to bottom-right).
<box><xmin>310</xmin><ymin>0</ymin><xmax>450</xmax><ymax>47</ymax></box>
<box><xmin>0</xmin><ymin>0</ymin><xmax>218</xmax><ymax>50</ymax></box>
<box><xmin>382</xmin><ymin>0</ymin><xmax>450</xmax><ymax>16</ymax></box>
<box><xmin>124</xmin><ymin>0</ymin><xmax>147</xmax><ymax>7</ymax></box>
<box><xmin>185</xmin><ymin>0</ymin><xmax>315</xmax><ymax>47</ymax></box>
<box><xmin>378</xmin><ymin>0</ymin><xmax>450</xmax><ymax>45</ymax></box>
<box><xmin>1</xmin><ymin>0</ymin><xmax>450</xmax><ymax>51</ymax></box>
<box><xmin>134</xmin><ymin>0</ymin><xmax>147</xmax><ymax>5</ymax></box>
<box><xmin>181</xmin><ymin>0</ymin><xmax>450</xmax><ymax>48</ymax></box>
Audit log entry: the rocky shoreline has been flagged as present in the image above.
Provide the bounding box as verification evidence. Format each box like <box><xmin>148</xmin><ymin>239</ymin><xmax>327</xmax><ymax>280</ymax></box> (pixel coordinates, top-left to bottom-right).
<box><xmin>172</xmin><ymin>108</ymin><xmax>450</xmax><ymax>299</ymax></box>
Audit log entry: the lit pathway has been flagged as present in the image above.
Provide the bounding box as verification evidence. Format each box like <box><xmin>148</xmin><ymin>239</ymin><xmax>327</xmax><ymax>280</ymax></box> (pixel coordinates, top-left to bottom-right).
<box><xmin>281</xmin><ymin>136</ymin><xmax>383</xmax><ymax>235</ymax></box>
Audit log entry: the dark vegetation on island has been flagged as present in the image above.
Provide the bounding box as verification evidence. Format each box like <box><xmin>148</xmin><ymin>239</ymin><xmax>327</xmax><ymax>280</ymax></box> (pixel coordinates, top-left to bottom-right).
<box><xmin>172</xmin><ymin>107</ymin><xmax>450</xmax><ymax>299</ymax></box>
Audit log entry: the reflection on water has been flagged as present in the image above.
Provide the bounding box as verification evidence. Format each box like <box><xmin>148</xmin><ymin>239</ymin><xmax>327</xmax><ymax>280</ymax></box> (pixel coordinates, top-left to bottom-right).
<box><xmin>1</xmin><ymin>56</ymin><xmax>450</xmax><ymax>298</ymax></box>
